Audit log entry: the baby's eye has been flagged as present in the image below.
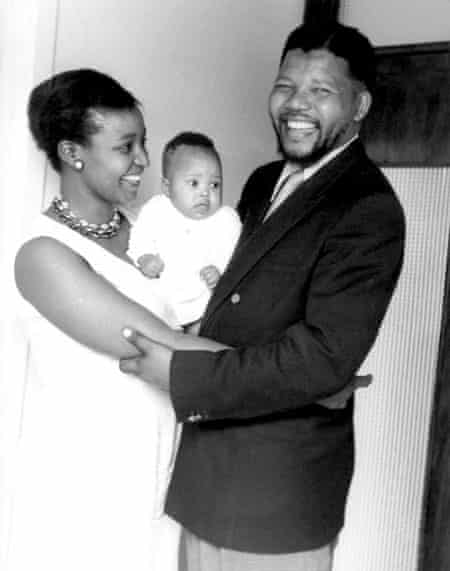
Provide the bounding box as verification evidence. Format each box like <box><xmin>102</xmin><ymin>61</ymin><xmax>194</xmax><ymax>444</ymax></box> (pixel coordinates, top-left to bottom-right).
<box><xmin>187</xmin><ymin>179</ymin><xmax>199</xmax><ymax>188</ymax></box>
<box><xmin>210</xmin><ymin>181</ymin><xmax>221</xmax><ymax>191</ymax></box>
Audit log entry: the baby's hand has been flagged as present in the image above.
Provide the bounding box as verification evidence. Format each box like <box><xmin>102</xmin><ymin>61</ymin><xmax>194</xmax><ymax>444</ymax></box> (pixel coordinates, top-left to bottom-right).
<box><xmin>137</xmin><ymin>253</ymin><xmax>165</xmax><ymax>278</ymax></box>
<box><xmin>200</xmin><ymin>265</ymin><xmax>221</xmax><ymax>290</ymax></box>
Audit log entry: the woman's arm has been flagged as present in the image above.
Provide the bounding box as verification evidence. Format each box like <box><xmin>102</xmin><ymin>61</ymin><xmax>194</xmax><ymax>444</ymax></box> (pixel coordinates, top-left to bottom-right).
<box><xmin>15</xmin><ymin>236</ymin><xmax>225</xmax><ymax>358</ymax></box>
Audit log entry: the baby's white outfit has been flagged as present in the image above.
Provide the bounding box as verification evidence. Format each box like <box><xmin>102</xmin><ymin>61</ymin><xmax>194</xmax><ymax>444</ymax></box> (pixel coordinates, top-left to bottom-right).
<box><xmin>128</xmin><ymin>194</ymin><xmax>242</xmax><ymax>325</ymax></box>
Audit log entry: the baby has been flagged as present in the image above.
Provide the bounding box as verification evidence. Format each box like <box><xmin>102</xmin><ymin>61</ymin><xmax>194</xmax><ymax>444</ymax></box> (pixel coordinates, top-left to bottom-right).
<box><xmin>128</xmin><ymin>131</ymin><xmax>242</xmax><ymax>326</ymax></box>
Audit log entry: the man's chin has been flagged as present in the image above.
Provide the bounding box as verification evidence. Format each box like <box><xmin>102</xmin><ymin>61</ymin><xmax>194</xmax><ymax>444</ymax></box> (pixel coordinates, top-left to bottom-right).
<box><xmin>281</xmin><ymin>143</ymin><xmax>329</xmax><ymax>166</ymax></box>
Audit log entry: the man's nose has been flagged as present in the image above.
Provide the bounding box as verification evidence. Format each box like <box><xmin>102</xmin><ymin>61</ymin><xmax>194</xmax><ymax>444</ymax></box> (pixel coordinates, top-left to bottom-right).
<box><xmin>285</xmin><ymin>88</ymin><xmax>312</xmax><ymax>109</ymax></box>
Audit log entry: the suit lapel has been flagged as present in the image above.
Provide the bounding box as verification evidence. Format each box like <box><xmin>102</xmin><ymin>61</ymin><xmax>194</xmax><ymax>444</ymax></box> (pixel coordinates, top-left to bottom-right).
<box><xmin>202</xmin><ymin>142</ymin><xmax>366</xmax><ymax>327</ymax></box>
<box><xmin>236</xmin><ymin>163</ymin><xmax>282</xmax><ymax>245</ymax></box>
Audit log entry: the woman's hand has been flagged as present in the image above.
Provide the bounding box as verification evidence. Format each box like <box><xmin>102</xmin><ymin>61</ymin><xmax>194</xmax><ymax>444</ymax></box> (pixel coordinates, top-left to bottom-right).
<box><xmin>119</xmin><ymin>325</ymin><xmax>229</xmax><ymax>391</ymax></box>
<box><xmin>119</xmin><ymin>328</ymin><xmax>173</xmax><ymax>392</ymax></box>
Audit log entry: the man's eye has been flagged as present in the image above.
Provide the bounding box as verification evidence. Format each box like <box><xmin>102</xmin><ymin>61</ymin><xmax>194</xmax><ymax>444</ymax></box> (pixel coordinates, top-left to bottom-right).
<box><xmin>311</xmin><ymin>86</ymin><xmax>333</xmax><ymax>96</ymax></box>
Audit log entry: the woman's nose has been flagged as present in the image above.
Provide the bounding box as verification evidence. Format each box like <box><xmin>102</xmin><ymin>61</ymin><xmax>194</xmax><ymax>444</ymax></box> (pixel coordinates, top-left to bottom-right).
<box><xmin>134</xmin><ymin>147</ymin><xmax>150</xmax><ymax>168</ymax></box>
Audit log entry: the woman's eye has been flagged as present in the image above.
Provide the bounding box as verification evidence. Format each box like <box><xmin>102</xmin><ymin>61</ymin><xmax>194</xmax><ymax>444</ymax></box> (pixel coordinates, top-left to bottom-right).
<box><xmin>119</xmin><ymin>143</ymin><xmax>133</xmax><ymax>153</ymax></box>
<box><xmin>274</xmin><ymin>82</ymin><xmax>292</xmax><ymax>92</ymax></box>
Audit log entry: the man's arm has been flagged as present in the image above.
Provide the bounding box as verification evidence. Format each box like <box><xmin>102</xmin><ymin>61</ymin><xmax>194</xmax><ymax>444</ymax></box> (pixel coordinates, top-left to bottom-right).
<box><xmin>169</xmin><ymin>192</ymin><xmax>405</xmax><ymax>422</ymax></box>
<box><xmin>121</xmin><ymin>192</ymin><xmax>404</xmax><ymax>422</ymax></box>
<box><xmin>119</xmin><ymin>328</ymin><xmax>372</xmax><ymax>410</ymax></box>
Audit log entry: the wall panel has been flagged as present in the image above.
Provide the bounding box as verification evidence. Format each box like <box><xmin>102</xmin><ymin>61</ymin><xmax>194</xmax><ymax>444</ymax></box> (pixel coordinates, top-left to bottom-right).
<box><xmin>334</xmin><ymin>169</ymin><xmax>450</xmax><ymax>571</ymax></box>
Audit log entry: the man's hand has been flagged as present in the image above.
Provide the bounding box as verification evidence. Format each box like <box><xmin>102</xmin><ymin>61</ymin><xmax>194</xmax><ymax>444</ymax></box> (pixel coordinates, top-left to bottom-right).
<box><xmin>200</xmin><ymin>265</ymin><xmax>221</xmax><ymax>290</ymax></box>
<box><xmin>318</xmin><ymin>373</ymin><xmax>373</xmax><ymax>410</ymax></box>
<box><xmin>136</xmin><ymin>253</ymin><xmax>165</xmax><ymax>278</ymax></box>
<box><xmin>119</xmin><ymin>328</ymin><xmax>173</xmax><ymax>392</ymax></box>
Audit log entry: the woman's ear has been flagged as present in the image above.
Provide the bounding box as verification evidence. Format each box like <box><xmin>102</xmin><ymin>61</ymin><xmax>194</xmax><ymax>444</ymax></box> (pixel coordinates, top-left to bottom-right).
<box><xmin>57</xmin><ymin>140</ymin><xmax>82</xmax><ymax>170</ymax></box>
<box><xmin>354</xmin><ymin>90</ymin><xmax>372</xmax><ymax>123</ymax></box>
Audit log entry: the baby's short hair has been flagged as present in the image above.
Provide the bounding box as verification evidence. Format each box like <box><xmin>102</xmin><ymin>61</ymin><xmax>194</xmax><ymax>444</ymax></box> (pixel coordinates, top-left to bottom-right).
<box><xmin>162</xmin><ymin>131</ymin><xmax>221</xmax><ymax>178</ymax></box>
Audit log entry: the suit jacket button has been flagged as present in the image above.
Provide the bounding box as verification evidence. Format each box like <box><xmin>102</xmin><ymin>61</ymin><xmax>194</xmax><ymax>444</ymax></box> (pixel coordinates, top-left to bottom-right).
<box><xmin>231</xmin><ymin>293</ymin><xmax>240</xmax><ymax>304</ymax></box>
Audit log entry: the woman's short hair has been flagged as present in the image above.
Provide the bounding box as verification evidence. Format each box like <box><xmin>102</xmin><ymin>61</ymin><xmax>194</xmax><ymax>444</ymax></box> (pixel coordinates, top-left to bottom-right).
<box><xmin>28</xmin><ymin>68</ymin><xmax>139</xmax><ymax>171</ymax></box>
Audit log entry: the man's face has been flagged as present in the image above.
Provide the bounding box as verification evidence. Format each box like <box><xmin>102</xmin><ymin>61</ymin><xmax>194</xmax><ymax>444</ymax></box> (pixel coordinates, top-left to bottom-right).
<box><xmin>269</xmin><ymin>48</ymin><xmax>370</xmax><ymax>165</ymax></box>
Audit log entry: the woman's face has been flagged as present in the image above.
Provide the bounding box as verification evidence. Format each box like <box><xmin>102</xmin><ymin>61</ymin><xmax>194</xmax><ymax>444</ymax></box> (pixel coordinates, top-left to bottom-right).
<box><xmin>78</xmin><ymin>107</ymin><xmax>149</xmax><ymax>207</ymax></box>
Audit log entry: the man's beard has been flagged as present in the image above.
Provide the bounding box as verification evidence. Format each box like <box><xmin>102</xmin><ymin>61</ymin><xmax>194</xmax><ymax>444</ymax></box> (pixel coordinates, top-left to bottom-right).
<box><xmin>275</xmin><ymin>123</ymin><xmax>353</xmax><ymax>167</ymax></box>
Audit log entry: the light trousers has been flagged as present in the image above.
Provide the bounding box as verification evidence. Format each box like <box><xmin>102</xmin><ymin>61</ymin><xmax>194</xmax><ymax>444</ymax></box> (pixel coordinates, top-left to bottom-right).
<box><xmin>182</xmin><ymin>530</ymin><xmax>334</xmax><ymax>571</ymax></box>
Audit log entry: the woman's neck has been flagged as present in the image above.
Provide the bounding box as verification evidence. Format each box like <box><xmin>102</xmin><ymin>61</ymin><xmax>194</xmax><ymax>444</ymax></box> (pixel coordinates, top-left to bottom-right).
<box><xmin>60</xmin><ymin>193</ymin><xmax>114</xmax><ymax>224</ymax></box>
<box><xmin>55</xmin><ymin>178</ymin><xmax>134</xmax><ymax>262</ymax></box>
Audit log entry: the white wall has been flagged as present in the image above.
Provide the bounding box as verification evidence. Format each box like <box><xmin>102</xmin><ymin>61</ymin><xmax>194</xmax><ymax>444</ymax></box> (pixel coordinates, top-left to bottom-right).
<box><xmin>52</xmin><ymin>0</ymin><xmax>303</xmax><ymax>210</ymax></box>
<box><xmin>0</xmin><ymin>0</ymin><xmax>59</xmax><ymax>564</ymax></box>
<box><xmin>0</xmin><ymin>0</ymin><xmax>303</xmax><ymax>564</ymax></box>
<box><xmin>341</xmin><ymin>0</ymin><xmax>450</xmax><ymax>44</ymax></box>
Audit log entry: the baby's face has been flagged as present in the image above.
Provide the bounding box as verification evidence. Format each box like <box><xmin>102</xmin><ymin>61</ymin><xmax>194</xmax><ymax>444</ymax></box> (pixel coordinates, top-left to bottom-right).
<box><xmin>164</xmin><ymin>145</ymin><xmax>222</xmax><ymax>220</ymax></box>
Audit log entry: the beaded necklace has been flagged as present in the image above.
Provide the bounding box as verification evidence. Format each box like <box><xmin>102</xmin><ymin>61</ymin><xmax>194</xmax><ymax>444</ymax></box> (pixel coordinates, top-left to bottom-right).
<box><xmin>51</xmin><ymin>197</ymin><xmax>121</xmax><ymax>239</ymax></box>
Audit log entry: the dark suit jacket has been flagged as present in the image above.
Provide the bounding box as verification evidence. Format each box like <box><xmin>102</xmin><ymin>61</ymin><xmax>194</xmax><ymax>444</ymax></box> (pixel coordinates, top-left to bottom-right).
<box><xmin>166</xmin><ymin>140</ymin><xmax>405</xmax><ymax>553</ymax></box>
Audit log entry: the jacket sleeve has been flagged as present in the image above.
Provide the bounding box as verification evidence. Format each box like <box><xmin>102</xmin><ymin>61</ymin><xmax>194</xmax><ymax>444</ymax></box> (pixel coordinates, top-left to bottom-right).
<box><xmin>170</xmin><ymin>190</ymin><xmax>405</xmax><ymax>422</ymax></box>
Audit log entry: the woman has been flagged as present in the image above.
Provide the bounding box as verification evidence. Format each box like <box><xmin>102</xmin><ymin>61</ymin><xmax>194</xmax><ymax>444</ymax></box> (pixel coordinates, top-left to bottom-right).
<box><xmin>10</xmin><ymin>69</ymin><xmax>224</xmax><ymax>571</ymax></box>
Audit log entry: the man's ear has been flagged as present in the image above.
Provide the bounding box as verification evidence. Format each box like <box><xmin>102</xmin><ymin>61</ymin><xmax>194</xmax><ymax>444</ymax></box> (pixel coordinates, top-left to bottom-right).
<box><xmin>354</xmin><ymin>90</ymin><xmax>372</xmax><ymax>123</ymax></box>
<box><xmin>57</xmin><ymin>140</ymin><xmax>82</xmax><ymax>169</ymax></box>
<box><xmin>161</xmin><ymin>177</ymin><xmax>171</xmax><ymax>196</ymax></box>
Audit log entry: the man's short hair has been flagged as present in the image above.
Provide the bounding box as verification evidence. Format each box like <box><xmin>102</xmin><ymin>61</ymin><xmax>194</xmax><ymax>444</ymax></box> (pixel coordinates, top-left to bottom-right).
<box><xmin>280</xmin><ymin>23</ymin><xmax>376</xmax><ymax>92</ymax></box>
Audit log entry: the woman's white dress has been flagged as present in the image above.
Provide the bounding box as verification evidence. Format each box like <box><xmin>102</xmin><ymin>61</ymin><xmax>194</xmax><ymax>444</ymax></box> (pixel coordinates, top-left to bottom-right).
<box><xmin>7</xmin><ymin>217</ymin><xmax>182</xmax><ymax>571</ymax></box>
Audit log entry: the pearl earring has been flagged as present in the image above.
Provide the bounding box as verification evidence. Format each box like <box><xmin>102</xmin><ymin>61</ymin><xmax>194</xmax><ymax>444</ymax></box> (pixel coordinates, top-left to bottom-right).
<box><xmin>74</xmin><ymin>159</ymin><xmax>84</xmax><ymax>171</ymax></box>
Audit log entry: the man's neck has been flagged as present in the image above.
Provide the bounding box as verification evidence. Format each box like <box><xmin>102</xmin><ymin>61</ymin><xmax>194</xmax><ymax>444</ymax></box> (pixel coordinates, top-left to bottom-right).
<box><xmin>286</xmin><ymin>135</ymin><xmax>359</xmax><ymax>181</ymax></box>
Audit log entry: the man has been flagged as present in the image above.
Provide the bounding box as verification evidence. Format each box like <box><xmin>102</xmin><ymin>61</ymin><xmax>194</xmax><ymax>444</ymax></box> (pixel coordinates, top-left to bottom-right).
<box><xmin>121</xmin><ymin>23</ymin><xmax>405</xmax><ymax>571</ymax></box>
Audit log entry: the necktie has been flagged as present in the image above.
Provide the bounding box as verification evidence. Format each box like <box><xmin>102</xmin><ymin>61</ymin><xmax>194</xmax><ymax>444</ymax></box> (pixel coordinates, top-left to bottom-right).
<box><xmin>264</xmin><ymin>168</ymin><xmax>304</xmax><ymax>220</ymax></box>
